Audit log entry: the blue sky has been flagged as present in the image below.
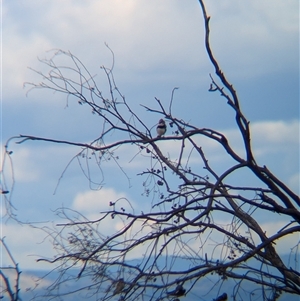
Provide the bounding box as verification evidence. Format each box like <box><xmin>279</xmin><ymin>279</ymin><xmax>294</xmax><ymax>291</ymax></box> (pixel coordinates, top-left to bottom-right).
<box><xmin>1</xmin><ymin>0</ymin><xmax>299</xmax><ymax>296</ymax></box>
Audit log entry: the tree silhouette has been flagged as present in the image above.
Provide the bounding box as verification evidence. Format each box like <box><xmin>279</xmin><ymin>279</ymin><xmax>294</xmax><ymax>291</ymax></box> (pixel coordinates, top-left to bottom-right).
<box><xmin>0</xmin><ymin>238</ymin><xmax>22</xmax><ymax>301</ymax></box>
<box><xmin>2</xmin><ymin>1</ymin><xmax>299</xmax><ymax>300</ymax></box>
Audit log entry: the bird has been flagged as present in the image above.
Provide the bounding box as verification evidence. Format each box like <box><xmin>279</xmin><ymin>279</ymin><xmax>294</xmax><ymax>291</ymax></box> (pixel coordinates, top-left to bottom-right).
<box><xmin>215</xmin><ymin>293</ymin><xmax>227</xmax><ymax>301</ymax></box>
<box><xmin>113</xmin><ymin>278</ymin><xmax>125</xmax><ymax>295</ymax></box>
<box><xmin>156</xmin><ymin>119</ymin><xmax>167</xmax><ymax>137</ymax></box>
<box><xmin>167</xmin><ymin>283</ymin><xmax>186</xmax><ymax>297</ymax></box>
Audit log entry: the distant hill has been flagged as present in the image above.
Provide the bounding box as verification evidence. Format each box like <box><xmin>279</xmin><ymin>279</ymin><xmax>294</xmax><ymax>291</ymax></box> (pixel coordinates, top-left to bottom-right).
<box><xmin>17</xmin><ymin>253</ymin><xmax>299</xmax><ymax>301</ymax></box>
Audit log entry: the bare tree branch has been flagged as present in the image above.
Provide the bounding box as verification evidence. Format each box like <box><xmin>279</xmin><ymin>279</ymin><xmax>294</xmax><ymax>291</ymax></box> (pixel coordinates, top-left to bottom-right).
<box><xmin>1</xmin><ymin>1</ymin><xmax>299</xmax><ymax>300</ymax></box>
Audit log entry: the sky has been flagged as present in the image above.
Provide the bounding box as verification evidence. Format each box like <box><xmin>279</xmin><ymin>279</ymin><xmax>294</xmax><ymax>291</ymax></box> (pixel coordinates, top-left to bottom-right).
<box><xmin>0</xmin><ymin>0</ymin><xmax>299</xmax><ymax>298</ymax></box>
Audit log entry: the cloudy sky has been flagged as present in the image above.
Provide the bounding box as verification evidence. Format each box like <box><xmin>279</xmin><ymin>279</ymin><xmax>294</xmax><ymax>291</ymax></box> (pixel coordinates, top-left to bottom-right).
<box><xmin>1</xmin><ymin>0</ymin><xmax>299</xmax><ymax>293</ymax></box>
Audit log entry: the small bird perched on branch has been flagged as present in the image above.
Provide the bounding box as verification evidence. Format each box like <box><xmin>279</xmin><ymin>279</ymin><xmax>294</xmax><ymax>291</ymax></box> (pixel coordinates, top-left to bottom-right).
<box><xmin>113</xmin><ymin>278</ymin><xmax>125</xmax><ymax>295</ymax></box>
<box><xmin>167</xmin><ymin>283</ymin><xmax>186</xmax><ymax>297</ymax></box>
<box><xmin>156</xmin><ymin>119</ymin><xmax>167</xmax><ymax>137</ymax></box>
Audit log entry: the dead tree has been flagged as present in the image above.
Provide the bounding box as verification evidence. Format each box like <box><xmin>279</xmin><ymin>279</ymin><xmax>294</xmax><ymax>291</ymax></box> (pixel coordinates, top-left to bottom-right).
<box><xmin>2</xmin><ymin>1</ymin><xmax>299</xmax><ymax>300</ymax></box>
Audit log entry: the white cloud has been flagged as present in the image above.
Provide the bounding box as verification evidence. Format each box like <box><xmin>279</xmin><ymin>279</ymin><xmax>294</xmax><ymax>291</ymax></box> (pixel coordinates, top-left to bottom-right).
<box><xmin>2</xmin><ymin>19</ymin><xmax>53</xmax><ymax>100</ymax></box>
<box><xmin>1</xmin><ymin>224</ymin><xmax>56</xmax><ymax>270</ymax></box>
<box><xmin>12</xmin><ymin>148</ymin><xmax>41</xmax><ymax>182</ymax></box>
<box><xmin>2</xmin><ymin>0</ymin><xmax>297</xmax><ymax>103</ymax></box>
<box><xmin>70</xmin><ymin>188</ymin><xmax>160</xmax><ymax>261</ymax></box>
<box><xmin>205</xmin><ymin>0</ymin><xmax>298</xmax><ymax>79</ymax></box>
<box><xmin>72</xmin><ymin>187</ymin><xmax>133</xmax><ymax>215</ymax></box>
<box><xmin>146</xmin><ymin>120</ymin><xmax>299</xmax><ymax>177</ymax></box>
<box><xmin>1</xmin><ymin>146</ymin><xmax>40</xmax><ymax>185</ymax></box>
<box><xmin>262</xmin><ymin>220</ymin><xmax>300</xmax><ymax>255</ymax></box>
<box><xmin>184</xmin><ymin>213</ymin><xmax>299</xmax><ymax>261</ymax></box>
<box><xmin>251</xmin><ymin>120</ymin><xmax>299</xmax><ymax>145</ymax></box>
<box><xmin>2</xmin><ymin>0</ymin><xmax>204</xmax><ymax>101</ymax></box>
<box><xmin>218</xmin><ymin>120</ymin><xmax>299</xmax><ymax>160</ymax></box>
